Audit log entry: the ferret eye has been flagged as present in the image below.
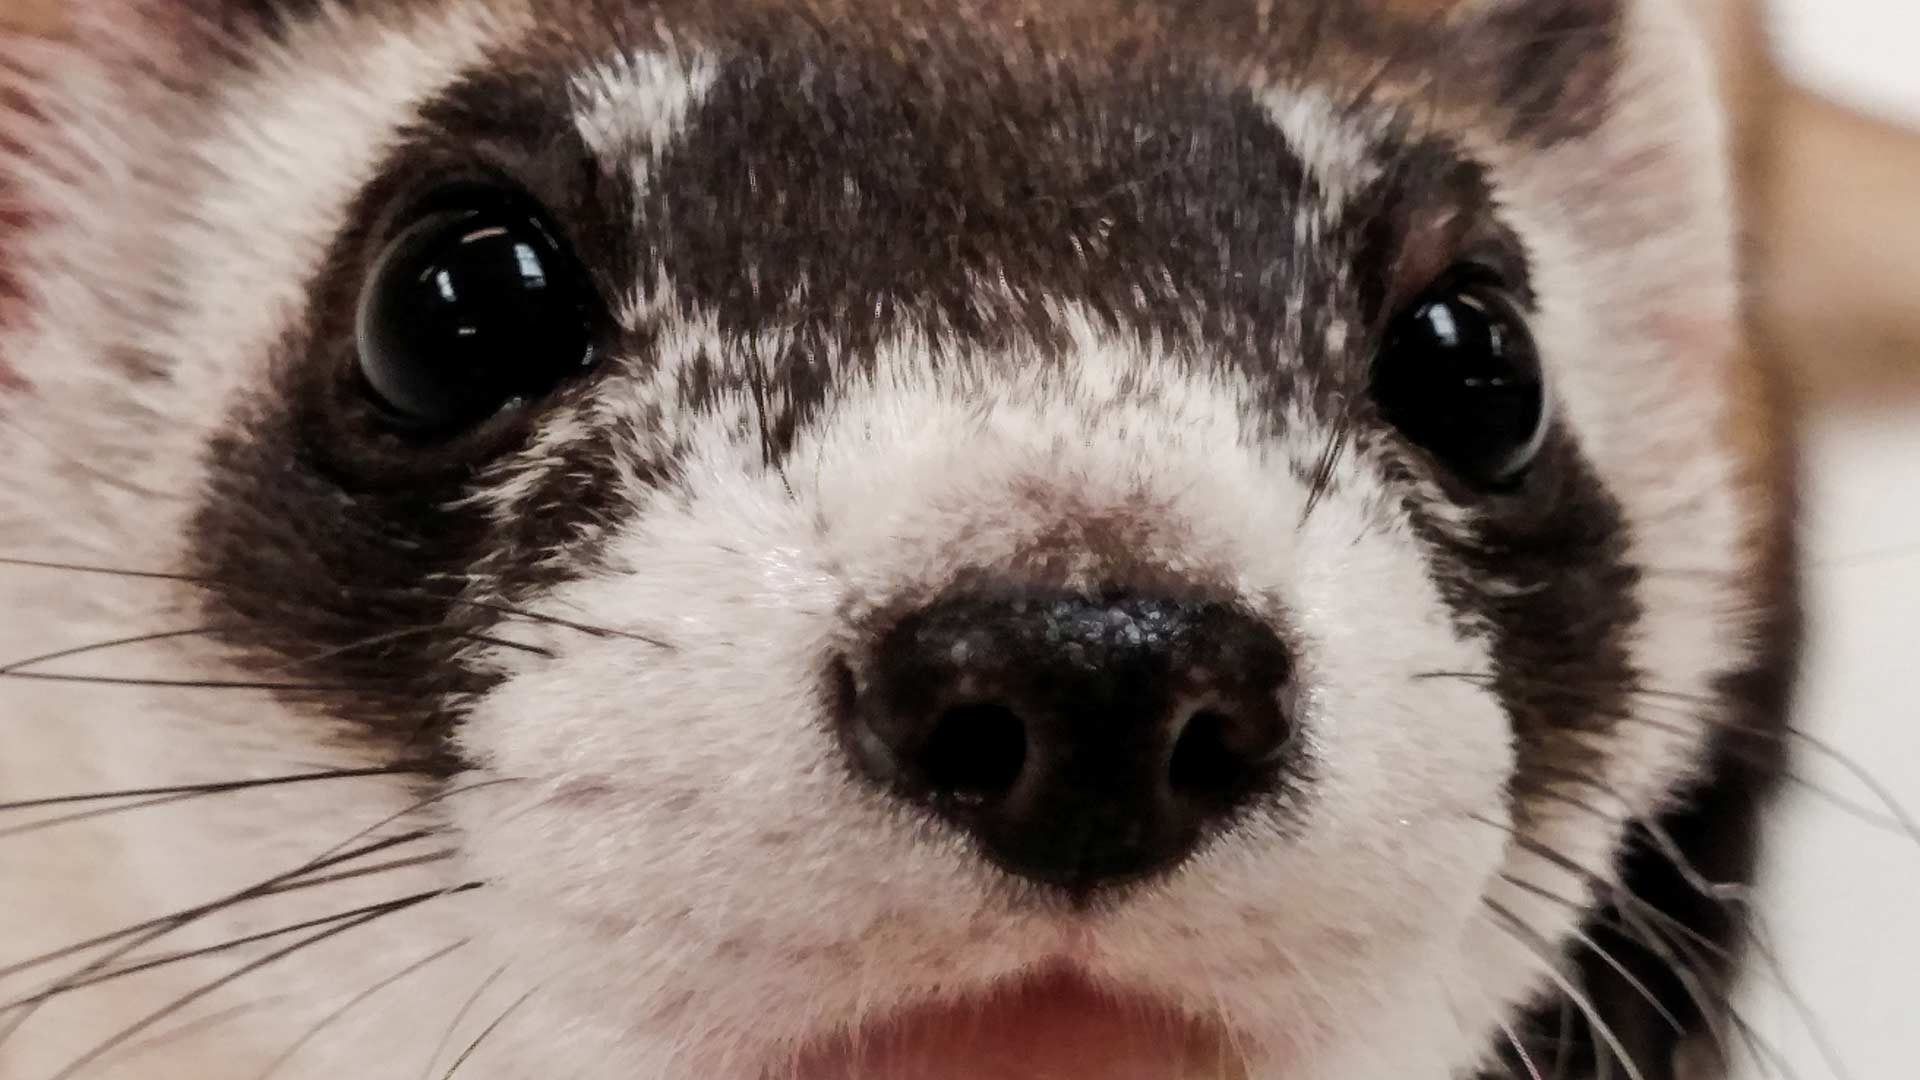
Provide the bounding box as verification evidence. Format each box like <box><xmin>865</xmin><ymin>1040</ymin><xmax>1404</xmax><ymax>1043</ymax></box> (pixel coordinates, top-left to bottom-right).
<box><xmin>1370</xmin><ymin>272</ymin><xmax>1547</xmax><ymax>488</ymax></box>
<box><xmin>355</xmin><ymin>201</ymin><xmax>596</xmax><ymax>431</ymax></box>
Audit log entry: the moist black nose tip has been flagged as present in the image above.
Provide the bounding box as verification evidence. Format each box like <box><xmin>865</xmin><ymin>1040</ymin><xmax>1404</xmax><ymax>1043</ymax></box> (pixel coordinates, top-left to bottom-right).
<box><xmin>833</xmin><ymin>587</ymin><xmax>1296</xmax><ymax>893</ymax></box>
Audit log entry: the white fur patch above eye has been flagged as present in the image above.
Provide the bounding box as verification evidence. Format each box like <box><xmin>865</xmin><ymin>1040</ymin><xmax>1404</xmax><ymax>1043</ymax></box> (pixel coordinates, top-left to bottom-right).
<box><xmin>1252</xmin><ymin>83</ymin><xmax>1383</xmax><ymax>219</ymax></box>
<box><xmin>571</xmin><ymin>47</ymin><xmax>718</xmax><ymax>187</ymax></box>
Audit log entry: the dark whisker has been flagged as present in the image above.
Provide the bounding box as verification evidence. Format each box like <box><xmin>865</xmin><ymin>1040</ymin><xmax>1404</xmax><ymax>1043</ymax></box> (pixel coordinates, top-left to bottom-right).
<box><xmin>0</xmin><ymin>556</ymin><xmax>208</xmax><ymax>584</ymax></box>
<box><xmin>0</xmin><ymin>791</ymin><xmax>207</xmax><ymax>840</ymax></box>
<box><xmin>0</xmin><ymin>832</ymin><xmax>435</xmax><ymax>982</ymax></box>
<box><xmin>0</xmin><ymin>555</ymin><xmax>675</xmax><ymax>648</ymax></box>
<box><xmin>440</xmin><ymin>987</ymin><xmax>539</xmax><ymax>1079</ymax></box>
<box><xmin>0</xmin><ymin>765</ymin><xmax>432</xmax><ymax>813</ymax></box>
<box><xmin>254</xmin><ymin>939</ymin><xmax>470</xmax><ymax>1079</ymax></box>
<box><xmin>1296</xmin><ymin>415</ymin><xmax>1350</xmax><ymax>529</ymax></box>
<box><xmin>421</xmin><ymin>965</ymin><xmax>511</xmax><ymax>1080</ymax></box>
<box><xmin>99</xmin><ymin>998</ymin><xmax>288</xmax><ymax>1071</ymax></box>
<box><xmin>0</xmin><ymin>671</ymin><xmax>364</xmax><ymax>692</ymax></box>
<box><xmin>2</xmin><ymin>778</ymin><xmax>513</xmax><ymax>1020</ymax></box>
<box><xmin>6</xmin><ymin>890</ymin><xmax>474</xmax><ymax>1009</ymax></box>
<box><xmin>0</xmin><ymin>619</ymin><xmax>548</xmax><ymax>702</ymax></box>
<box><xmin>0</xmin><ymin>836</ymin><xmax>448</xmax><ymax>1047</ymax></box>
<box><xmin>463</xmin><ymin>599</ymin><xmax>673</xmax><ymax>650</ymax></box>
<box><xmin>460</xmin><ymin>633</ymin><xmax>555</xmax><ymax>658</ymax></box>
<box><xmin>46</xmin><ymin>885</ymin><xmax>478</xmax><ymax>1080</ymax></box>
<box><xmin>0</xmin><ymin>625</ymin><xmax>238</xmax><ymax>675</ymax></box>
<box><xmin>257</xmin><ymin>849</ymin><xmax>458</xmax><ymax>894</ymax></box>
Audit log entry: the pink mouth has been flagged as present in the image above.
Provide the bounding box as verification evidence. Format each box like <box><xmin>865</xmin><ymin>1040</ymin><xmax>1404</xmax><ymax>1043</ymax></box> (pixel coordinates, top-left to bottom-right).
<box><xmin>778</xmin><ymin>970</ymin><xmax>1247</xmax><ymax>1080</ymax></box>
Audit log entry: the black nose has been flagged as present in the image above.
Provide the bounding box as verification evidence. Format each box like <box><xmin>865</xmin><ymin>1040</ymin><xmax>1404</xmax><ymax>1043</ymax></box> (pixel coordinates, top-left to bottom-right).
<box><xmin>836</xmin><ymin>587</ymin><xmax>1296</xmax><ymax>894</ymax></box>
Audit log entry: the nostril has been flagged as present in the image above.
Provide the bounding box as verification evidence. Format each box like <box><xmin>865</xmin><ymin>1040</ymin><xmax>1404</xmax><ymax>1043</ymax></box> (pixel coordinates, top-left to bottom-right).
<box><xmin>919</xmin><ymin>703</ymin><xmax>1028</xmax><ymax>798</ymax></box>
<box><xmin>1168</xmin><ymin>708</ymin><xmax>1261</xmax><ymax>801</ymax></box>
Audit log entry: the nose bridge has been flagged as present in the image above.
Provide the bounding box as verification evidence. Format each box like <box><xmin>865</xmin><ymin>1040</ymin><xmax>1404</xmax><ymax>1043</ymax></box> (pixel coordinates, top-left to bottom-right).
<box><xmin>816</xmin><ymin>341</ymin><xmax>1269</xmax><ymax>603</ymax></box>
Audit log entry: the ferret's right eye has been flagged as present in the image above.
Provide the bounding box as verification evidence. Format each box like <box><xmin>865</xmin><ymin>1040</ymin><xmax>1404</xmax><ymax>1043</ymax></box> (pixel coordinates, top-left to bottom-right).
<box><xmin>1369</xmin><ymin>271</ymin><xmax>1548</xmax><ymax>490</ymax></box>
<box><xmin>355</xmin><ymin>200</ymin><xmax>597</xmax><ymax>432</ymax></box>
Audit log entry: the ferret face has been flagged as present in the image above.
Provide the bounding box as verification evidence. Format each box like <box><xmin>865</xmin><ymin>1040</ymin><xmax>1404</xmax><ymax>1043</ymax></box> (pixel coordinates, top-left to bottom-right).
<box><xmin>0</xmin><ymin>2</ymin><xmax>1783</xmax><ymax>1078</ymax></box>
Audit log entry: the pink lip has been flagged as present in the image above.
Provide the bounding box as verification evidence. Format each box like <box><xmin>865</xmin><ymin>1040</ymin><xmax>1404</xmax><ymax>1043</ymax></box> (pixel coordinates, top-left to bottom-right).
<box><xmin>775</xmin><ymin>969</ymin><xmax>1246</xmax><ymax>1080</ymax></box>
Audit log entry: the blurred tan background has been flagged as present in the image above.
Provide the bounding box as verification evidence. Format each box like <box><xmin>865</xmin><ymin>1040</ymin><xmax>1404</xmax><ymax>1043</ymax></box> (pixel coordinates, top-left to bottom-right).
<box><xmin>1699</xmin><ymin>0</ymin><xmax>1920</xmax><ymax>403</ymax></box>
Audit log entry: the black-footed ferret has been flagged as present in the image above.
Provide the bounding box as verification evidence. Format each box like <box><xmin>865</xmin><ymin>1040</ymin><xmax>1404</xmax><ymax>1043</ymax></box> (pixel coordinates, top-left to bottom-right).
<box><xmin>0</xmin><ymin>2</ymin><xmax>1802</xmax><ymax>1078</ymax></box>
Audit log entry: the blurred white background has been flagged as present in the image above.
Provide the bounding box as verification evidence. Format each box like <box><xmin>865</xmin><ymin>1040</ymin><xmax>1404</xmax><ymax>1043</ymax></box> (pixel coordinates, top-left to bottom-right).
<box><xmin>1772</xmin><ymin>0</ymin><xmax>1920</xmax><ymax>128</ymax></box>
<box><xmin>1737</xmin><ymin>3</ymin><xmax>1920</xmax><ymax>1078</ymax></box>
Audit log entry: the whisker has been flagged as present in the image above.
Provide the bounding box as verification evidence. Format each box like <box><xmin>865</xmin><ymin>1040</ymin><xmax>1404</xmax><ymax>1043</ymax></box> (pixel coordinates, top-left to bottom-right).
<box><xmin>3</xmin><ymin>776</ymin><xmax>515</xmax><ymax>1026</ymax></box>
<box><xmin>0</xmin><ymin>619</ymin><xmax>549</xmax><ymax>698</ymax></box>
<box><xmin>46</xmin><ymin>885</ymin><xmax>477</xmax><ymax>1080</ymax></box>
<box><xmin>1295</xmin><ymin>415</ymin><xmax>1349</xmax><ymax>529</ymax></box>
<box><xmin>1497</xmin><ymin>874</ymin><xmax>1710</xmax><ymax>1056</ymax></box>
<box><xmin>0</xmin><ymin>555</ymin><xmax>673</xmax><ymax>648</ymax></box>
<box><xmin>1813</xmin><ymin>540</ymin><xmax>1920</xmax><ymax>570</ymax></box>
<box><xmin>0</xmin><ymin>625</ymin><xmax>237</xmax><ymax>674</ymax></box>
<box><xmin>1494</xmin><ymin>1010</ymin><xmax>1548</xmax><ymax>1080</ymax></box>
<box><xmin>1507</xmin><ymin>768</ymin><xmax>1872</xmax><ymax>1080</ymax></box>
<box><xmin>1531</xmin><ymin>754</ymin><xmax>1908</xmax><ymax>853</ymax></box>
<box><xmin>1415</xmin><ymin>669</ymin><xmax>1920</xmax><ymax>848</ymax></box>
<box><xmin>5</xmin><ymin>883</ymin><xmax>470</xmax><ymax>1009</ymax></box>
<box><xmin>0</xmin><ymin>836</ymin><xmax>447</xmax><ymax>1048</ymax></box>
<box><xmin>1473</xmin><ymin>814</ymin><xmax>1811</xmax><ymax>1080</ymax></box>
<box><xmin>256</xmin><ymin>849</ymin><xmax>458</xmax><ymax>895</ymax></box>
<box><xmin>0</xmin><ymin>791</ymin><xmax>206</xmax><ymax>840</ymax></box>
<box><xmin>1481</xmin><ymin>899</ymin><xmax>1650</xmax><ymax>1080</ymax></box>
<box><xmin>421</xmin><ymin>964</ymin><xmax>511</xmax><ymax>1080</ymax></box>
<box><xmin>97</xmin><ymin>997</ymin><xmax>290</xmax><ymax>1071</ymax></box>
<box><xmin>1502</xmin><ymin>875</ymin><xmax>1688</xmax><ymax>1041</ymax></box>
<box><xmin>439</xmin><ymin>986</ymin><xmax>539</xmax><ymax>1079</ymax></box>
<box><xmin>0</xmin><ymin>765</ymin><xmax>431</xmax><ymax>814</ymax></box>
<box><xmin>461</xmin><ymin>633</ymin><xmax>555</xmax><ymax>659</ymax></box>
<box><xmin>462</xmin><ymin>599</ymin><xmax>673</xmax><ymax>650</ymax></box>
<box><xmin>254</xmin><ymin>939</ymin><xmax>470</xmax><ymax>1080</ymax></box>
<box><xmin>0</xmin><ymin>671</ymin><xmax>363</xmax><ymax>692</ymax></box>
<box><xmin>0</xmin><ymin>832</ymin><xmax>439</xmax><ymax>983</ymax></box>
<box><xmin>1511</xmin><ymin>770</ymin><xmax>1747</xmax><ymax>905</ymax></box>
<box><xmin>0</xmin><ymin>556</ymin><xmax>204</xmax><ymax>584</ymax></box>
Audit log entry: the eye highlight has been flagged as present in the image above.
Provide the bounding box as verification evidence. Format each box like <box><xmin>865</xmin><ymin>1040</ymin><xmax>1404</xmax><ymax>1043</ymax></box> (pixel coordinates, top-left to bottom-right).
<box><xmin>1369</xmin><ymin>270</ymin><xmax>1548</xmax><ymax>489</ymax></box>
<box><xmin>355</xmin><ymin>196</ymin><xmax>597</xmax><ymax>432</ymax></box>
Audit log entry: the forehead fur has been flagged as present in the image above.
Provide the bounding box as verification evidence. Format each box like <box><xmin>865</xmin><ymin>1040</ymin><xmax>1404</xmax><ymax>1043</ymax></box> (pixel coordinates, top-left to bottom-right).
<box><xmin>155</xmin><ymin>0</ymin><xmax>1623</xmax><ymax>143</ymax></box>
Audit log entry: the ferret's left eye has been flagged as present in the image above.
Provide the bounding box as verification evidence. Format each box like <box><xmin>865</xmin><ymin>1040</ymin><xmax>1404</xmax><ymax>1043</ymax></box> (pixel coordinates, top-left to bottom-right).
<box><xmin>355</xmin><ymin>199</ymin><xmax>597</xmax><ymax>431</ymax></box>
<box><xmin>1369</xmin><ymin>273</ymin><xmax>1547</xmax><ymax>489</ymax></box>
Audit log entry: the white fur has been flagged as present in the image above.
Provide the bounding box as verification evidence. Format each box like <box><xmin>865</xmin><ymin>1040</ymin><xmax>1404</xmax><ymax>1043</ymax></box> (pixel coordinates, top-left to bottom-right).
<box><xmin>0</xmin><ymin>2</ymin><xmax>1760</xmax><ymax>1077</ymax></box>
<box><xmin>572</xmin><ymin>45</ymin><xmax>718</xmax><ymax>187</ymax></box>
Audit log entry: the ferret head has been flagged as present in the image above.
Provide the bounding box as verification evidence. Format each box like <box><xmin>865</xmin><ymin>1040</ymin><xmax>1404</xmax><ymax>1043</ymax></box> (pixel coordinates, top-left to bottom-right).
<box><xmin>0</xmin><ymin>1</ymin><xmax>1785</xmax><ymax>1077</ymax></box>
